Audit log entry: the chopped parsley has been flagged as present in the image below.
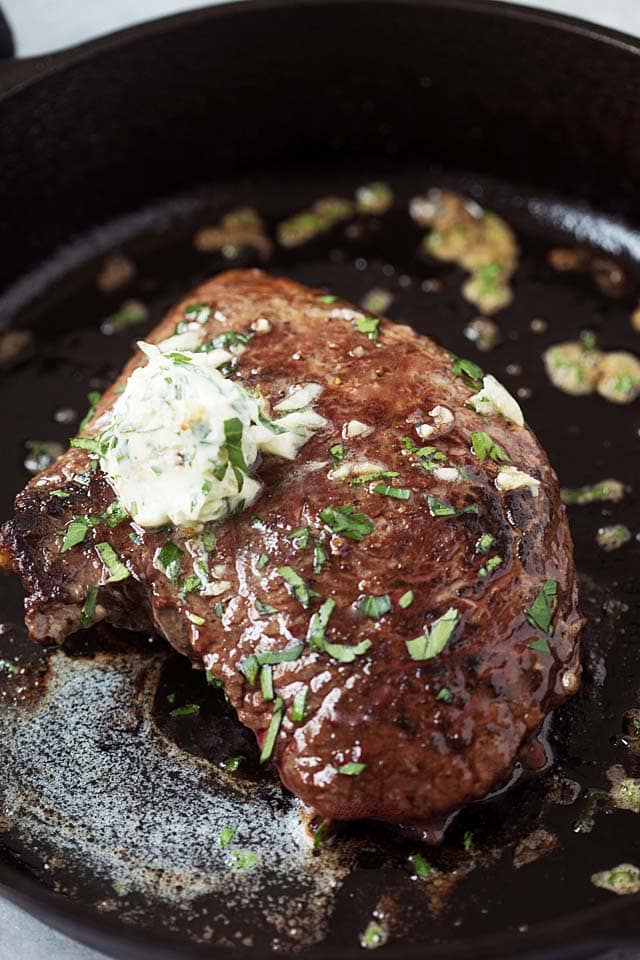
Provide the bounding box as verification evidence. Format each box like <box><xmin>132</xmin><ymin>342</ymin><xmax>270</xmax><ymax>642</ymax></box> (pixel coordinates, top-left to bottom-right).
<box><xmin>399</xmin><ymin>590</ymin><xmax>414</xmax><ymax>609</ymax></box>
<box><xmin>289</xmin><ymin>526</ymin><xmax>311</xmax><ymax>548</ymax></box>
<box><xmin>436</xmin><ymin>687</ymin><xmax>453</xmax><ymax>703</ymax></box>
<box><xmin>324</xmin><ymin>638</ymin><xmax>371</xmax><ymax>663</ymax></box>
<box><xmin>201</xmin><ymin>526</ymin><xmax>217</xmax><ymax>553</ymax></box>
<box><xmin>165</xmin><ymin>351</ymin><xmax>192</xmax><ymax>364</ymax></box>
<box><xmin>308</xmin><ymin>599</ymin><xmax>371</xmax><ymax>662</ymax></box>
<box><xmin>317</xmin><ymin>294</ymin><xmax>338</xmax><ymax>304</ymax></box>
<box><xmin>221</xmin><ymin>417</ymin><xmax>249</xmax><ymax>491</ymax></box>
<box><xmin>476</xmin><ymin>261</ymin><xmax>502</xmax><ymax>296</ymax></box>
<box><xmin>360</xmin><ymin>921</ymin><xmax>387</xmax><ymax>950</ymax></box>
<box><xmin>240</xmin><ymin>655</ymin><xmax>260</xmax><ymax>685</ymax></box>
<box><xmin>409</xmin><ymin>853</ymin><xmax>435</xmax><ymax>878</ymax></box>
<box><xmin>338</xmin><ymin>762</ymin><xmax>367</xmax><ymax>776</ymax></box>
<box><xmin>373</xmin><ymin>483</ymin><xmax>411</xmax><ymax>500</ymax></box>
<box><xmin>100</xmin><ymin>500</ymin><xmax>129</xmax><ymax>528</ymax></box>
<box><xmin>478</xmin><ymin>556</ymin><xmax>503</xmax><ymax>578</ymax></box>
<box><xmin>230</xmin><ymin>850</ymin><xmax>258</xmax><ymax>870</ymax></box>
<box><xmin>292</xmin><ymin>686</ymin><xmax>308</xmax><ymax>724</ymax></box>
<box><xmin>186</xmin><ymin>611</ymin><xmax>205</xmax><ymax>625</ymax></box>
<box><xmin>463</xmin><ymin>831</ymin><xmax>473</xmax><ymax>852</ymax></box>
<box><xmin>255</xmin><ymin>600</ymin><xmax>278</xmax><ymax>616</ymax></box>
<box><xmin>260</xmin><ymin>664</ymin><xmax>274</xmax><ymax>701</ymax></box>
<box><xmin>183</xmin><ymin>302</ymin><xmax>212</xmax><ymax>323</ymax></box>
<box><xmin>182</xmin><ymin>574</ymin><xmax>202</xmax><ymax>595</ymax></box>
<box><xmin>425</xmin><ymin>494</ymin><xmax>479</xmax><ymax>518</ymax></box>
<box><xmin>205</xmin><ymin>669</ymin><xmax>222</xmax><ymax>687</ymax></box>
<box><xmin>256</xmin><ymin>644</ymin><xmax>304</xmax><ymax>665</ymax></box>
<box><xmin>528</xmin><ymin>636</ymin><xmax>551</xmax><ymax>654</ymax></box>
<box><xmin>51</xmin><ymin>490</ymin><xmax>70</xmax><ymax>499</ymax></box>
<box><xmin>358</xmin><ymin>594</ymin><xmax>392</xmax><ymax>620</ymax></box>
<box><xmin>307</xmin><ymin>598</ymin><xmax>336</xmax><ymax>649</ymax></box>
<box><xmin>156</xmin><ymin>541</ymin><xmax>183</xmax><ymax>582</ymax></box>
<box><xmin>525</xmin><ymin>579</ymin><xmax>558</xmax><ymax>635</ymax></box>
<box><xmin>256</xmin><ymin>552</ymin><xmax>269</xmax><ymax>570</ymax></box>
<box><xmin>471</xmin><ymin>430</ymin><xmax>510</xmax><ymax>463</ymax></box>
<box><xmin>313</xmin><ymin>542</ymin><xmax>328</xmax><ymax>573</ymax></box>
<box><xmin>220</xmin><ymin>827</ymin><xmax>235</xmax><ymax>847</ymax></box>
<box><xmin>198</xmin><ymin>330</ymin><xmax>253</xmax><ymax>351</ymax></box>
<box><xmin>95</xmin><ymin>543</ymin><xmax>130</xmax><ymax>583</ymax></box>
<box><xmin>451</xmin><ymin>355</ymin><xmax>484</xmax><ymax>389</ymax></box>
<box><xmin>78</xmin><ymin>391</ymin><xmax>102</xmax><ymax>432</ymax></box>
<box><xmin>102</xmin><ymin>304</ymin><xmax>147</xmax><ymax>333</ymax></box>
<box><xmin>406</xmin><ymin>606</ymin><xmax>460</xmax><ymax>661</ymax></box>
<box><xmin>277</xmin><ymin>566</ymin><xmax>320</xmax><ymax>607</ymax></box>
<box><xmin>329</xmin><ymin>442</ymin><xmax>345</xmax><ymax>462</ymax></box>
<box><xmin>476</xmin><ymin>532</ymin><xmax>495</xmax><ymax>554</ymax></box>
<box><xmin>70</xmin><ymin>436</ymin><xmax>103</xmax><ymax>455</ymax></box>
<box><xmin>349</xmin><ymin>469</ymin><xmax>399</xmax><ymax>486</ymax></box>
<box><xmin>0</xmin><ymin>659</ymin><xmax>19</xmax><ymax>675</ymax></box>
<box><xmin>61</xmin><ymin>518</ymin><xmax>88</xmax><ymax>553</ymax></box>
<box><xmin>223</xmin><ymin>755</ymin><xmax>245</xmax><ymax>771</ymax></box>
<box><xmin>81</xmin><ymin>585</ymin><xmax>98</xmax><ymax>625</ymax></box>
<box><xmin>169</xmin><ymin>703</ymin><xmax>200</xmax><ymax>717</ymax></box>
<box><xmin>354</xmin><ymin>314</ymin><xmax>381</xmax><ymax>341</ymax></box>
<box><xmin>260</xmin><ymin>696</ymin><xmax>284</xmax><ymax>762</ymax></box>
<box><xmin>319</xmin><ymin>504</ymin><xmax>374</xmax><ymax>541</ymax></box>
<box><xmin>313</xmin><ymin>822</ymin><xmax>328</xmax><ymax>849</ymax></box>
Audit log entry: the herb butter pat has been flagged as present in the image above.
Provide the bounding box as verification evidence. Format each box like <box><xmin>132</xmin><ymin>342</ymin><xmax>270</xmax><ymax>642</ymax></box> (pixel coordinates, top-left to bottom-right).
<box><xmin>99</xmin><ymin>342</ymin><xmax>326</xmax><ymax>528</ymax></box>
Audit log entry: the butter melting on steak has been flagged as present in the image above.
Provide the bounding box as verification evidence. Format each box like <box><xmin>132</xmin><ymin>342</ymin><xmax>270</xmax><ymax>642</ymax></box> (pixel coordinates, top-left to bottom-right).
<box><xmin>0</xmin><ymin>269</ymin><xmax>583</xmax><ymax>828</ymax></box>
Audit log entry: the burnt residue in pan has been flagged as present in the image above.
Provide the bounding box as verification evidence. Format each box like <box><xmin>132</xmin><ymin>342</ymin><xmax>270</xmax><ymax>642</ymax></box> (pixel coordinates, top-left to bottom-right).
<box><xmin>0</xmin><ymin>166</ymin><xmax>639</xmax><ymax>953</ymax></box>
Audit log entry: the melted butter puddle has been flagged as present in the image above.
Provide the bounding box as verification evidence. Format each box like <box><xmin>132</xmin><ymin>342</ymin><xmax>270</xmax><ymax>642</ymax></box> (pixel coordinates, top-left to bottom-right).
<box><xmin>0</xmin><ymin>650</ymin><xmax>355</xmax><ymax>947</ymax></box>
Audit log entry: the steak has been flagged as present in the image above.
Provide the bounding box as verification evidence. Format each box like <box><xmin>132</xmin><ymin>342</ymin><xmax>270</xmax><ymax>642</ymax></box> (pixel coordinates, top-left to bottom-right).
<box><xmin>0</xmin><ymin>269</ymin><xmax>583</xmax><ymax>829</ymax></box>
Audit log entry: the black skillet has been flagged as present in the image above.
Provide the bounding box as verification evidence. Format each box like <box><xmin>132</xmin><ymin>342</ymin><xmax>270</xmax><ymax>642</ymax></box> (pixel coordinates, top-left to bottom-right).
<box><xmin>1</xmin><ymin>2</ymin><xmax>640</xmax><ymax>958</ymax></box>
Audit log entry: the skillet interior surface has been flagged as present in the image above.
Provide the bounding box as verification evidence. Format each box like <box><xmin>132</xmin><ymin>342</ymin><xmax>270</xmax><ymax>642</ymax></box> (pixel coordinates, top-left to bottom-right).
<box><xmin>0</xmin><ymin>3</ymin><xmax>640</xmax><ymax>958</ymax></box>
<box><xmin>0</xmin><ymin>164</ymin><xmax>640</xmax><ymax>960</ymax></box>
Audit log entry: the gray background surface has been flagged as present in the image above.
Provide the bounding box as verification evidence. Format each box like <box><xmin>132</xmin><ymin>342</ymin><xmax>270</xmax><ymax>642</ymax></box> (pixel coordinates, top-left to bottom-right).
<box><xmin>1</xmin><ymin>1</ymin><xmax>639</xmax><ymax>957</ymax></box>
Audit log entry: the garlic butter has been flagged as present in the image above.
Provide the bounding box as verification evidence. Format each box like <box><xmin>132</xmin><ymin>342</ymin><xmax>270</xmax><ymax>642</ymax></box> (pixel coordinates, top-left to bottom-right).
<box><xmin>99</xmin><ymin>342</ymin><xmax>326</xmax><ymax>528</ymax></box>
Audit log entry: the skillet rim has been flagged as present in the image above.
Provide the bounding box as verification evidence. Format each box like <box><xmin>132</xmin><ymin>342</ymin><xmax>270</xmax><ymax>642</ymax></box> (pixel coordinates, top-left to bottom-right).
<box><xmin>1</xmin><ymin>1</ymin><xmax>640</xmax><ymax>957</ymax></box>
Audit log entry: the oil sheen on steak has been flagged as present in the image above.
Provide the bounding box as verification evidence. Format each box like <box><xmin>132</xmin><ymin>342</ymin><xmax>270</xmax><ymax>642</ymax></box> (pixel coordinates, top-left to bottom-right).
<box><xmin>0</xmin><ymin>270</ymin><xmax>583</xmax><ymax>828</ymax></box>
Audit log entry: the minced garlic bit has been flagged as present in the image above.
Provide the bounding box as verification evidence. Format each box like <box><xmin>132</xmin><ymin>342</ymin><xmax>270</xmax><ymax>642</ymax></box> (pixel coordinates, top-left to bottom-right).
<box><xmin>252</xmin><ymin>317</ymin><xmax>272</xmax><ymax>333</ymax></box>
<box><xmin>591</xmin><ymin>863</ymin><xmax>640</xmax><ymax>896</ymax></box>
<box><xmin>360</xmin><ymin>287</ymin><xmax>393</xmax><ymax>315</ymax></box>
<box><xmin>329</xmin><ymin>459</ymin><xmax>388</xmax><ymax>481</ymax></box>
<box><xmin>464</xmin><ymin>316</ymin><xmax>501</xmax><ymax>352</ymax></box>
<box><xmin>344</xmin><ymin>420</ymin><xmax>374</xmax><ymax>439</ymax></box>
<box><xmin>275</xmin><ymin>382</ymin><xmax>323</xmax><ymax>412</ymax></box>
<box><xmin>596</xmin><ymin>524</ymin><xmax>632</xmax><ymax>552</ymax></box>
<box><xmin>543</xmin><ymin>340</ymin><xmax>603</xmax><ymax>396</ymax></box>
<box><xmin>277</xmin><ymin>196</ymin><xmax>354</xmax><ymax>248</ymax></box>
<box><xmin>495</xmin><ymin>466</ymin><xmax>541</xmax><ymax>497</ymax></box>
<box><xmin>193</xmin><ymin>207</ymin><xmax>272</xmax><ymax>260</ymax></box>
<box><xmin>355</xmin><ymin>181</ymin><xmax>393</xmax><ymax>215</ymax></box>
<box><xmin>97</xmin><ymin>253</ymin><xmax>136</xmax><ymax>293</ymax></box>
<box><xmin>417</xmin><ymin>405</ymin><xmax>454</xmax><ymax>440</ymax></box>
<box><xmin>409</xmin><ymin>189</ymin><xmax>519</xmax><ymax>315</ymax></box>
<box><xmin>561</xmin><ymin>478</ymin><xmax>625</xmax><ymax>506</ymax></box>
<box><xmin>432</xmin><ymin>466</ymin><xmax>461</xmax><ymax>483</ymax></box>
<box><xmin>607</xmin><ymin>765</ymin><xmax>640</xmax><ymax>813</ymax></box>
<box><xmin>469</xmin><ymin>374</ymin><xmax>524</xmax><ymax>427</ymax></box>
<box><xmin>99</xmin><ymin>342</ymin><xmax>326</xmax><ymax>528</ymax></box>
<box><xmin>596</xmin><ymin>351</ymin><xmax>640</xmax><ymax>404</ymax></box>
<box><xmin>544</xmin><ymin>339</ymin><xmax>640</xmax><ymax>405</ymax></box>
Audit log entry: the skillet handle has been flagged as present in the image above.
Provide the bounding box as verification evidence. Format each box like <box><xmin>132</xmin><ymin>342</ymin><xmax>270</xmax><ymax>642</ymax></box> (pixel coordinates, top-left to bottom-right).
<box><xmin>0</xmin><ymin>5</ymin><xmax>14</xmax><ymax>59</ymax></box>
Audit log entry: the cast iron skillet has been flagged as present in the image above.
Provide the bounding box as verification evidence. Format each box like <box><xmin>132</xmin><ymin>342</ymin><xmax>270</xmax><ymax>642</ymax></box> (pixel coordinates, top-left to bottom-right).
<box><xmin>1</xmin><ymin>2</ymin><xmax>640</xmax><ymax>958</ymax></box>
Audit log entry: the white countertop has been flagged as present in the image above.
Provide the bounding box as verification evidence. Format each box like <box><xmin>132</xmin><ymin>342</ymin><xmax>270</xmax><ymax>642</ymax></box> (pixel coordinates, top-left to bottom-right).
<box><xmin>1</xmin><ymin>1</ymin><xmax>639</xmax><ymax>958</ymax></box>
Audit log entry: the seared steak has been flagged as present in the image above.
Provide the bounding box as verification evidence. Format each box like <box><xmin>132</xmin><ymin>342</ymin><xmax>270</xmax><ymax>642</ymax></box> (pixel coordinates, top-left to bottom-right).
<box><xmin>0</xmin><ymin>269</ymin><xmax>583</xmax><ymax>828</ymax></box>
